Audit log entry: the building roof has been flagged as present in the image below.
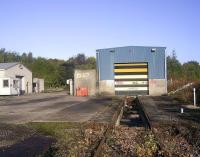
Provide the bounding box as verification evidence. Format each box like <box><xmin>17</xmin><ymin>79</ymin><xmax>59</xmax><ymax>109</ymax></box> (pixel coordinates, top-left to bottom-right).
<box><xmin>96</xmin><ymin>46</ymin><xmax>166</xmax><ymax>52</ymax></box>
<box><xmin>0</xmin><ymin>62</ymin><xmax>19</xmax><ymax>70</ymax></box>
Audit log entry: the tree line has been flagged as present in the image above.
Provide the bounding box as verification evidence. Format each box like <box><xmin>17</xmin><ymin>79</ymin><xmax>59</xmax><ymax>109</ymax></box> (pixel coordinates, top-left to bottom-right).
<box><xmin>0</xmin><ymin>48</ymin><xmax>96</xmax><ymax>88</ymax></box>
<box><xmin>167</xmin><ymin>50</ymin><xmax>200</xmax><ymax>91</ymax></box>
<box><xmin>0</xmin><ymin>48</ymin><xmax>199</xmax><ymax>89</ymax></box>
<box><xmin>167</xmin><ymin>51</ymin><xmax>200</xmax><ymax>81</ymax></box>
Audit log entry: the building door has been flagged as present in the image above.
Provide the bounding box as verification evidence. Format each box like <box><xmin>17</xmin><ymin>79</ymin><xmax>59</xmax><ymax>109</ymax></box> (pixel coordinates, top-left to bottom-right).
<box><xmin>114</xmin><ymin>63</ymin><xmax>149</xmax><ymax>96</ymax></box>
<box><xmin>16</xmin><ymin>76</ymin><xmax>24</xmax><ymax>95</ymax></box>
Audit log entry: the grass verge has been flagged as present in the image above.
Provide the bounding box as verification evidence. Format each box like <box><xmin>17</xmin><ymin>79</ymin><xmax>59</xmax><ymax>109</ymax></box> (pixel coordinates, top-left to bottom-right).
<box><xmin>27</xmin><ymin>122</ymin><xmax>106</xmax><ymax>157</ymax></box>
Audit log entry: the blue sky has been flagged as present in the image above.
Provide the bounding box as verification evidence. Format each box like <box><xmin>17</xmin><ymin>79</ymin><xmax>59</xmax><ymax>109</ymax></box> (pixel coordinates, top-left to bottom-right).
<box><xmin>0</xmin><ymin>0</ymin><xmax>199</xmax><ymax>63</ymax></box>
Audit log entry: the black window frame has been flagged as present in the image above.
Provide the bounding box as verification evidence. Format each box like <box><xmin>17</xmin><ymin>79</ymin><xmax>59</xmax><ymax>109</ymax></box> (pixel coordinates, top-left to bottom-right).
<box><xmin>3</xmin><ymin>79</ymin><xmax>9</xmax><ymax>88</ymax></box>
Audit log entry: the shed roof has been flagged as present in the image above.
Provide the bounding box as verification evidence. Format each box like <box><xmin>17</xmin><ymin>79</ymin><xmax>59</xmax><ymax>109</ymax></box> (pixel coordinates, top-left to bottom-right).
<box><xmin>0</xmin><ymin>62</ymin><xmax>19</xmax><ymax>70</ymax></box>
<box><xmin>96</xmin><ymin>46</ymin><xmax>166</xmax><ymax>52</ymax></box>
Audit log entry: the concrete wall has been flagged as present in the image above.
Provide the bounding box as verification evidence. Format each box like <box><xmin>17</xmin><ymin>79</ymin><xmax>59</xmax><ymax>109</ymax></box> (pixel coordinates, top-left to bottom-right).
<box><xmin>97</xmin><ymin>71</ymin><xmax>168</xmax><ymax>96</ymax></box>
<box><xmin>74</xmin><ymin>69</ymin><xmax>96</xmax><ymax>96</ymax></box>
<box><xmin>4</xmin><ymin>64</ymin><xmax>32</xmax><ymax>94</ymax></box>
<box><xmin>149</xmin><ymin>79</ymin><xmax>167</xmax><ymax>96</ymax></box>
<box><xmin>99</xmin><ymin>79</ymin><xmax>167</xmax><ymax>96</ymax></box>
<box><xmin>99</xmin><ymin>80</ymin><xmax>115</xmax><ymax>95</ymax></box>
<box><xmin>33</xmin><ymin>78</ymin><xmax>44</xmax><ymax>93</ymax></box>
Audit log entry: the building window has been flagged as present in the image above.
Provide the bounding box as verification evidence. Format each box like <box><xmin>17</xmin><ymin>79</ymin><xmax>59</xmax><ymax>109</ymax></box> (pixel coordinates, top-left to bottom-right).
<box><xmin>3</xmin><ymin>80</ymin><xmax>9</xmax><ymax>88</ymax></box>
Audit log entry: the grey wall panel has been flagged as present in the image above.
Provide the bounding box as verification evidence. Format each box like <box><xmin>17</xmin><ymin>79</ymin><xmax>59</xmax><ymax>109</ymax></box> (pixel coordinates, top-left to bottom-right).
<box><xmin>98</xmin><ymin>49</ymin><xmax>114</xmax><ymax>80</ymax></box>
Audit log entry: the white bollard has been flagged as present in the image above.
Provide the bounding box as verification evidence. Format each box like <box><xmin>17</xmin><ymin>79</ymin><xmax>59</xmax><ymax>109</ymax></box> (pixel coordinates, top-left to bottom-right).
<box><xmin>181</xmin><ymin>108</ymin><xmax>184</xmax><ymax>114</ymax></box>
<box><xmin>124</xmin><ymin>99</ymin><xmax>127</xmax><ymax>106</ymax></box>
<box><xmin>194</xmin><ymin>88</ymin><xmax>196</xmax><ymax>107</ymax></box>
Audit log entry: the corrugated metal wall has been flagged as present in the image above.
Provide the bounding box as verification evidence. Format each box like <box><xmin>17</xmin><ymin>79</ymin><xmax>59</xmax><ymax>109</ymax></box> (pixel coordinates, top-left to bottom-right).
<box><xmin>96</xmin><ymin>46</ymin><xmax>166</xmax><ymax>80</ymax></box>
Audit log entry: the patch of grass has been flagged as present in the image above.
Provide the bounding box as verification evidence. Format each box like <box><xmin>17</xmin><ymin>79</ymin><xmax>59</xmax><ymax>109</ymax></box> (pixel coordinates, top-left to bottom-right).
<box><xmin>105</xmin><ymin>103</ymin><xmax>113</xmax><ymax>107</ymax></box>
<box><xmin>111</xmin><ymin>96</ymin><xmax>122</xmax><ymax>101</ymax></box>
<box><xmin>27</xmin><ymin>122</ymin><xmax>81</xmax><ymax>137</ymax></box>
<box><xmin>27</xmin><ymin>122</ymin><xmax>86</xmax><ymax>156</ymax></box>
<box><xmin>27</xmin><ymin>122</ymin><xmax>106</xmax><ymax>157</ymax></box>
<box><xmin>106</xmin><ymin>136</ymin><xmax>115</xmax><ymax>146</ymax></box>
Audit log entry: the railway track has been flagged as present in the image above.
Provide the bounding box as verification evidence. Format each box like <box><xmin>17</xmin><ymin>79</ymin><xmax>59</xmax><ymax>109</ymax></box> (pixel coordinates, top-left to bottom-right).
<box><xmin>92</xmin><ymin>97</ymin><xmax>154</xmax><ymax>157</ymax></box>
<box><xmin>92</xmin><ymin>100</ymin><xmax>124</xmax><ymax>157</ymax></box>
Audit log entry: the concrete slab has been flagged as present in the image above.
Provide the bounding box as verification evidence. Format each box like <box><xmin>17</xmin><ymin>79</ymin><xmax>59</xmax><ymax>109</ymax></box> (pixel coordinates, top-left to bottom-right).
<box><xmin>138</xmin><ymin>96</ymin><xmax>200</xmax><ymax>124</ymax></box>
<box><xmin>0</xmin><ymin>92</ymin><xmax>119</xmax><ymax>124</ymax></box>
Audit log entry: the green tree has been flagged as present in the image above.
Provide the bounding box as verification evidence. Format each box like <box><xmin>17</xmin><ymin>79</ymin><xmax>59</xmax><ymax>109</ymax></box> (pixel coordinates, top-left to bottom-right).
<box><xmin>0</xmin><ymin>48</ymin><xmax>6</xmax><ymax>62</ymax></box>
<box><xmin>167</xmin><ymin>50</ymin><xmax>183</xmax><ymax>80</ymax></box>
<box><xmin>0</xmin><ymin>48</ymin><xmax>96</xmax><ymax>88</ymax></box>
<box><xmin>27</xmin><ymin>52</ymin><xmax>33</xmax><ymax>63</ymax></box>
<box><xmin>182</xmin><ymin>61</ymin><xmax>200</xmax><ymax>81</ymax></box>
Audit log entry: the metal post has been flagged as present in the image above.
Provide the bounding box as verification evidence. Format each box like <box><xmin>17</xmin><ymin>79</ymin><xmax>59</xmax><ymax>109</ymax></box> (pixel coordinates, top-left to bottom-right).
<box><xmin>67</xmin><ymin>79</ymin><xmax>73</xmax><ymax>96</ymax></box>
<box><xmin>70</xmin><ymin>79</ymin><xmax>73</xmax><ymax>96</ymax></box>
<box><xmin>194</xmin><ymin>88</ymin><xmax>196</xmax><ymax>107</ymax></box>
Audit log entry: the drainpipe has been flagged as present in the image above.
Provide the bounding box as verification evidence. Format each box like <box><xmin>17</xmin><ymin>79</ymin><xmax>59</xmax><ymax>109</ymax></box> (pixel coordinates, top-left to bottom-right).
<box><xmin>26</xmin><ymin>82</ymin><xmax>29</xmax><ymax>94</ymax></box>
<box><xmin>97</xmin><ymin>51</ymin><xmax>101</xmax><ymax>93</ymax></box>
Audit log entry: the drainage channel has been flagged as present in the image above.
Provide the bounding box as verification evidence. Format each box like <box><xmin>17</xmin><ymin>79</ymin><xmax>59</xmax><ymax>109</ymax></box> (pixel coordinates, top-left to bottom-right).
<box><xmin>120</xmin><ymin>97</ymin><xmax>147</xmax><ymax>128</ymax></box>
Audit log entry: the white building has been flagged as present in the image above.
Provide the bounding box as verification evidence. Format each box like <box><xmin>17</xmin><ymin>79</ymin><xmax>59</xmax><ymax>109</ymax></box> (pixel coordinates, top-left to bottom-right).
<box><xmin>33</xmin><ymin>78</ymin><xmax>44</xmax><ymax>93</ymax></box>
<box><xmin>0</xmin><ymin>62</ymin><xmax>32</xmax><ymax>95</ymax></box>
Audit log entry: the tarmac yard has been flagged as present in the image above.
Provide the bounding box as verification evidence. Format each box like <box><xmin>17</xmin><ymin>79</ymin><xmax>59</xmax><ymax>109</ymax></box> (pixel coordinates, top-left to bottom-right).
<box><xmin>0</xmin><ymin>92</ymin><xmax>119</xmax><ymax>124</ymax></box>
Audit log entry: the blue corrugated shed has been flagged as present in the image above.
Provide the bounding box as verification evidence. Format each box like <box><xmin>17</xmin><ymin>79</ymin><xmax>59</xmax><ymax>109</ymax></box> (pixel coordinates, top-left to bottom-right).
<box><xmin>96</xmin><ymin>46</ymin><xmax>166</xmax><ymax>80</ymax></box>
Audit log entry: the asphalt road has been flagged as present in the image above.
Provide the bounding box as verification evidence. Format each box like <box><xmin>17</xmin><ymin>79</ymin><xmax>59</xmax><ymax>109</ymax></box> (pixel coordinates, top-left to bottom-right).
<box><xmin>0</xmin><ymin>92</ymin><xmax>117</xmax><ymax>124</ymax></box>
